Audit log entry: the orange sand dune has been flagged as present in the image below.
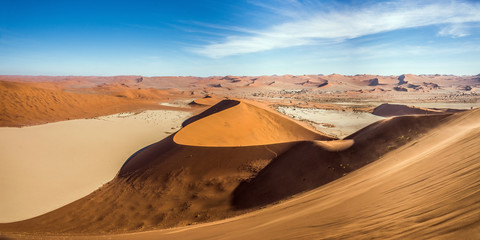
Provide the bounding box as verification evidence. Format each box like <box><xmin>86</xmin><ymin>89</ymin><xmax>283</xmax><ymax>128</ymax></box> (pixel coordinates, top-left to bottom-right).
<box><xmin>232</xmin><ymin>113</ymin><xmax>450</xmax><ymax>209</ymax></box>
<box><xmin>0</xmin><ymin>99</ymin><xmax>327</xmax><ymax>234</ymax></box>
<box><xmin>105</xmin><ymin>108</ymin><xmax>478</xmax><ymax>240</ymax></box>
<box><xmin>21</xmin><ymin>106</ymin><xmax>476</xmax><ymax>240</ymax></box>
<box><xmin>0</xmin><ymin>81</ymin><xmax>168</xmax><ymax>127</ymax></box>
<box><xmin>175</xmin><ymin>99</ymin><xmax>332</xmax><ymax>146</ymax></box>
<box><xmin>0</xmin><ymin>99</ymin><xmax>463</xmax><ymax>238</ymax></box>
<box><xmin>88</xmin><ymin>83</ymin><xmax>172</xmax><ymax>100</ymax></box>
<box><xmin>1</xmin><ymin>74</ymin><xmax>478</xmax><ymax>95</ymax></box>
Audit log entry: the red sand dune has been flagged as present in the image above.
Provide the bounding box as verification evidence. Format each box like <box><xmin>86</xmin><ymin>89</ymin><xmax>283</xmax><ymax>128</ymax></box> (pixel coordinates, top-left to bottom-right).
<box><xmin>232</xmin><ymin>113</ymin><xmax>451</xmax><ymax>209</ymax></box>
<box><xmin>0</xmin><ymin>99</ymin><xmax>329</xmax><ymax>234</ymax></box>
<box><xmin>0</xmin><ymin>74</ymin><xmax>479</xmax><ymax>239</ymax></box>
<box><xmin>1</xmin><ymin>98</ymin><xmax>470</xmax><ymax>239</ymax></box>
<box><xmin>0</xmin><ymin>81</ymin><xmax>183</xmax><ymax>127</ymax></box>
<box><xmin>175</xmin><ymin>100</ymin><xmax>331</xmax><ymax>147</ymax></box>
<box><xmin>106</xmin><ymin>108</ymin><xmax>478</xmax><ymax>240</ymax></box>
<box><xmin>10</xmin><ymin>106</ymin><xmax>474</xmax><ymax>240</ymax></box>
<box><xmin>1</xmin><ymin>74</ymin><xmax>478</xmax><ymax>120</ymax></box>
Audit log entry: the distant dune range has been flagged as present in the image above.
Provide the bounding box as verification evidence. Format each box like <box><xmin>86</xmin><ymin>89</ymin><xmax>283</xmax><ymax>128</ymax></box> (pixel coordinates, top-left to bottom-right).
<box><xmin>0</xmin><ymin>74</ymin><xmax>479</xmax><ymax>238</ymax></box>
<box><xmin>1</xmin><ymin>73</ymin><xmax>479</xmax><ymax>127</ymax></box>
<box><xmin>0</xmin><ymin>80</ymin><xmax>186</xmax><ymax>127</ymax></box>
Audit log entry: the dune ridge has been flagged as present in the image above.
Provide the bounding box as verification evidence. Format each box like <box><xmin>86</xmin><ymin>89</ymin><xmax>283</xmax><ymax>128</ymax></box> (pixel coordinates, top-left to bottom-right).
<box><xmin>0</xmin><ymin>98</ymin><xmax>465</xmax><ymax>238</ymax></box>
<box><xmin>232</xmin><ymin>113</ymin><xmax>451</xmax><ymax>209</ymax></box>
<box><xmin>175</xmin><ymin>99</ymin><xmax>332</xmax><ymax>147</ymax></box>
<box><xmin>0</xmin><ymin>81</ymin><xmax>169</xmax><ymax>127</ymax></box>
<box><xmin>26</xmin><ymin>107</ymin><xmax>476</xmax><ymax>240</ymax></box>
<box><xmin>116</xmin><ymin>108</ymin><xmax>478</xmax><ymax>240</ymax></box>
<box><xmin>0</xmin><ymin>99</ymin><xmax>327</xmax><ymax>234</ymax></box>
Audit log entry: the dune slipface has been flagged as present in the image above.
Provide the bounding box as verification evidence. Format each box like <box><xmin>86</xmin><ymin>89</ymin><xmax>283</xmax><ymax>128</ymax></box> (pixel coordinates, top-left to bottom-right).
<box><xmin>0</xmin><ymin>98</ymin><xmax>474</xmax><ymax>239</ymax></box>
<box><xmin>232</xmin><ymin>114</ymin><xmax>452</xmax><ymax>209</ymax></box>
<box><xmin>0</xmin><ymin>99</ymin><xmax>331</xmax><ymax>234</ymax></box>
<box><xmin>110</xmin><ymin>108</ymin><xmax>480</xmax><ymax>240</ymax></box>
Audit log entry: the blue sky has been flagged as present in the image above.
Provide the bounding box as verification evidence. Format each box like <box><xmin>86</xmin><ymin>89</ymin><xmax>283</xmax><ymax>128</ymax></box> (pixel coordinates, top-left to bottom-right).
<box><xmin>0</xmin><ymin>0</ymin><xmax>479</xmax><ymax>76</ymax></box>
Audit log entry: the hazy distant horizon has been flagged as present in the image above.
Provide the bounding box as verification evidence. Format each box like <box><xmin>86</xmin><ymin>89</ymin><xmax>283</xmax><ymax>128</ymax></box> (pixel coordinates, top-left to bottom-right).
<box><xmin>1</xmin><ymin>73</ymin><xmax>479</xmax><ymax>78</ymax></box>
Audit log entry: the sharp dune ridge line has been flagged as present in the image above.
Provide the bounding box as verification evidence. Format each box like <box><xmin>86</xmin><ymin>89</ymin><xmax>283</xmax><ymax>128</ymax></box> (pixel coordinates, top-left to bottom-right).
<box><xmin>2</xmin><ymin>97</ymin><xmax>478</xmax><ymax>239</ymax></box>
<box><xmin>22</xmin><ymin>107</ymin><xmax>477</xmax><ymax>240</ymax></box>
<box><xmin>174</xmin><ymin>99</ymin><xmax>331</xmax><ymax>147</ymax></box>
<box><xmin>0</xmin><ymin>75</ymin><xmax>479</xmax><ymax>239</ymax></box>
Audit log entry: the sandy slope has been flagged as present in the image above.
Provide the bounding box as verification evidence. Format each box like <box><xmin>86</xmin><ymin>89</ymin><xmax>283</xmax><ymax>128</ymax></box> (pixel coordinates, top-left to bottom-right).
<box><xmin>175</xmin><ymin>100</ymin><xmax>331</xmax><ymax>146</ymax></box>
<box><xmin>0</xmin><ymin>80</ymin><xmax>187</xmax><ymax>127</ymax></box>
<box><xmin>1</xmin><ymin>99</ymin><xmax>469</xmax><ymax>239</ymax></box>
<box><xmin>0</xmin><ymin>110</ymin><xmax>191</xmax><ymax>223</ymax></box>
<box><xmin>78</xmin><ymin>108</ymin><xmax>478</xmax><ymax>239</ymax></box>
<box><xmin>232</xmin><ymin>113</ymin><xmax>451</xmax><ymax>210</ymax></box>
<box><xmin>0</xmin><ymin>74</ymin><xmax>478</xmax><ymax>239</ymax></box>
<box><xmin>0</xmin><ymin>99</ymin><xmax>330</xmax><ymax>234</ymax></box>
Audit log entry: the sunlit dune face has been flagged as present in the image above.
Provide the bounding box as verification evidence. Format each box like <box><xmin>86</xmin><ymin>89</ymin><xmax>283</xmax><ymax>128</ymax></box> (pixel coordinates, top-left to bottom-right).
<box><xmin>173</xmin><ymin>100</ymin><xmax>332</xmax><ymax>147</ymax></box>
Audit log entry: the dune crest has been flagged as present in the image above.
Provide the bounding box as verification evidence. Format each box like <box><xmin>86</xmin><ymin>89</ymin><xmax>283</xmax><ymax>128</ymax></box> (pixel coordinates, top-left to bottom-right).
<box><xmin>174</xmin><ymin>99</ymin><xmax>332</xmax><ymax>147</ymax></box>
<box><xmin>0</xmin><ymin>99</ymin><xmax>331</xmax><ymax>234</ymax></box>
<box><xmin>0</xmin><ymin>81</ymin><xmax>170</xmax><ymax>127</ymax></box>
<box><xmin>0</xmin><ymin>97</ymin><xmax>476</xmax><ymax>238</ymax></box>
<box><xmin>128</xmin><ymin>108</ymin><xmax>480</xmax><ymax>240</ymax></box>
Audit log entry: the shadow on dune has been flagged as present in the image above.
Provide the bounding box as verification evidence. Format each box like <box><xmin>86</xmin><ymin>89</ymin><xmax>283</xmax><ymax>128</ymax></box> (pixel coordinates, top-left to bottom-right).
<box><xmin>182</xmin><ymin>99</ymin><xmax>239</xmax><ymax>127</ymax></box>
<box><xmin>0</xmin><ymin>99</ymin><xmax>458</xmax><ymax>234</ymax></box>
<box><xmin>232</xmin><ymin>114</ymin><xmax>452</xmax><ymax>209</ymax></box>
<box><xmin>0</xmin><ymin>130</ymin><xmax>297</xmax><ymax>233</ymax></box>
<box><xmin>372</xmin><ymin>103</ymin><xmax>464</xmax><ymax>117</ymax></box>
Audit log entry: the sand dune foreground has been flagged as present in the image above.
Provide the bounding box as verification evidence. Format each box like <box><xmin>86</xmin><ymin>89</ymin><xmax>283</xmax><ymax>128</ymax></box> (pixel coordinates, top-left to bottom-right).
<box><xmin>1</xmin><ymin>98</ymin><xmax>479</xmax><ymax>239</ymax></box>
<box><xmin>0</xmin><ymin>74</ymin><xmax>479</xmax><ymax>239</ymax></box>
<box><xmin>107</xmin><ymin>107</ymin><xmax>480</xmax><ymax>240</ymax></box>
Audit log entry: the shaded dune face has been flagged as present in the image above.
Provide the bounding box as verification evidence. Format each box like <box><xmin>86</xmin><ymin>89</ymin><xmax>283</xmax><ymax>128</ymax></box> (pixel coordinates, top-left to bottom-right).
<box><xmin>0</xmin><ymin>131</ymin><xmax>297</xmax><ymax>233</ymax></box>
<box><xmin>232</xmin><ymin>114</ymin><xmax>452</xmax><ymax>209</ymax></box>
<box><xmin>120</xmin><ymin>99</ymin><xmax>330</xmax><ymax>175</ymax></box>
<box><xmin>0</xmin><ymin>99</ymin><xmax>325</xmax><ymax>233</ymax></box>
<box><xmin>187</xmin><ymin>96</ymin><xmax>224</xmax><ymax>107</ymax></box>
<box><xmin>371</xmin><ymin>103</ymin><xmax>463</xmax><ymax>117</ymax></box>
<box><xmin>181</xmin><ymin>99</ymin><xmax>240</xmax><ymax>127</ymax></box>
<box><xmin>0</xmin><ymin>99</ymin><xmax>458</xmax><ymax>235</ymax></box>
<box><xmin>119</xmin><ymin>109</ymin><xmax>480</xmax><ymax>240</ymax></box>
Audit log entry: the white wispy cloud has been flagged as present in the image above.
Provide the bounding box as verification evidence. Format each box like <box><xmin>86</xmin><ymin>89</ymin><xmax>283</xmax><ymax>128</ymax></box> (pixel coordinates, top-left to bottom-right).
<box><xmin>438</xmin><ymin>24</ymin><xmax>470</xmax><ymax>38</ymax></box>
<box><xmin>193</xmin><ymin>0</ymin><xmax>480</xmax><ymax>58</ymax></box>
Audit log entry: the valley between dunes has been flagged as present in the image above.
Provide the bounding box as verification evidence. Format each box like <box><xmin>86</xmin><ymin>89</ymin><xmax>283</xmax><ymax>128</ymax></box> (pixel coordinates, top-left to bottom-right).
<box><xmin>0</xmin><ymin>75</ymin><xmax>479</xmax><ymax>239</ymax></box>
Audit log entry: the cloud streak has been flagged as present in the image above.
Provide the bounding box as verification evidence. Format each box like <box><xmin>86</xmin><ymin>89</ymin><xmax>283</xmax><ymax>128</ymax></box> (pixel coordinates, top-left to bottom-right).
<box><xmin>193</xmin><ymin>0</ymin><xmax>480</xmax><ymax>58</ymax></box>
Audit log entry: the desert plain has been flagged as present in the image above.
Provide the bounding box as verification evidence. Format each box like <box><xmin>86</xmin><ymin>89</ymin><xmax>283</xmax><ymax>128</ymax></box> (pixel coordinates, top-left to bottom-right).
<box><xmin>0</xmin><ymin>74</ymin><xmax>479</xmax><ymax>239</ymax></box>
